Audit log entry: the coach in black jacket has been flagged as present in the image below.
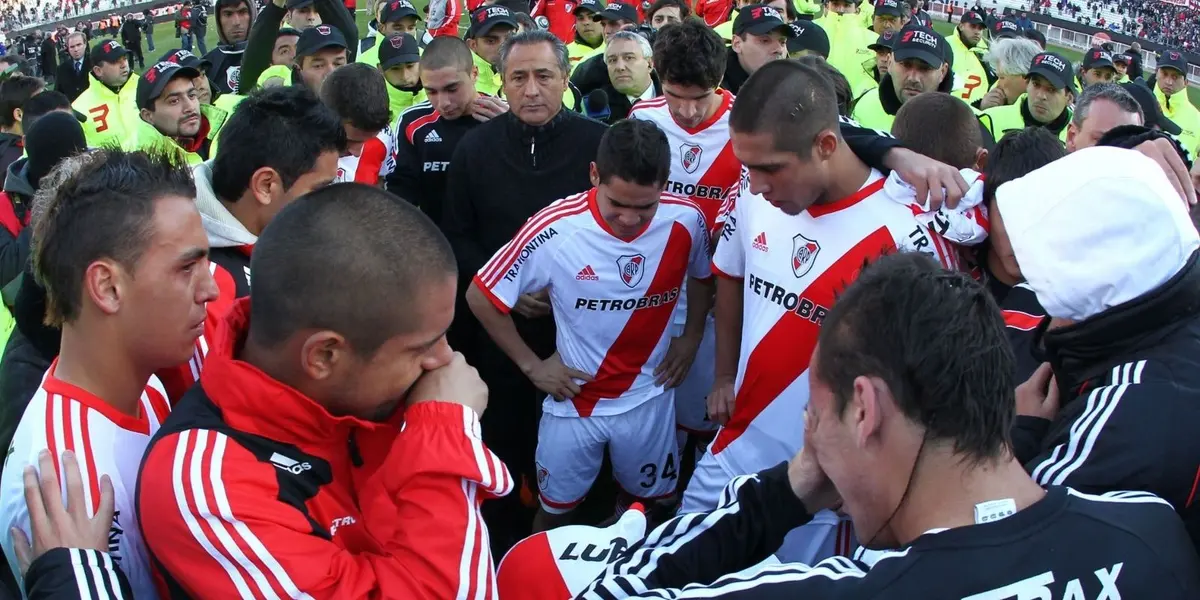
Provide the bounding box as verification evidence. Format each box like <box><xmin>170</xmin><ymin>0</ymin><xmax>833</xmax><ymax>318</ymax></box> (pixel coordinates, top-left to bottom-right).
<box><xmin>1002</xmin><ymin>146</ymin><xmax>1200</xmax><ymax>550</ymax></box>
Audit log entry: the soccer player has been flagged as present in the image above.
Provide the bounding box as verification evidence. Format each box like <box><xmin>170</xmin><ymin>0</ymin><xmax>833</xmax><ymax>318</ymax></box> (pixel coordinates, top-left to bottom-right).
<box><xmin>0</xmin><ymin>149</ymin><xmax>219</xmax><ymax>597</ymax></box>
<box><xmin>466</xmin><ymin>119</ymin><xmax>715</xmax><ymax>532</ymax></box>
<box><xmin>320</xmin><ymin>63</ymin><xmax>395</xmax><ymax>185</ymax></box>
<box><xmin>685</xmin><ymin>60</ymin><xmax>957</xmax><ymax>563</ymax></box>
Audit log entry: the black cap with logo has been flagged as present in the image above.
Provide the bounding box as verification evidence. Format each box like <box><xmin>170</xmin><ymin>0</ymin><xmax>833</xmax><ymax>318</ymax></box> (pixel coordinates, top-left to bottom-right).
<box><xmin>991</xmin><ymin>18</ymin><xmax>1020</xmax><ymax>39</ymax></box>
<box><xmin>961</xmin><ymin>10</ymin><xmax>985</xmax><ymax>26</ymax></box>
<box><xmin>869</xmin><ymin>30</ymin><xmax>896</xmax><ymax>52</ymax></box>
<box><xmin>1082</xmin><ymin>48</ymin><xmax>1115</xmax><ymax>72</ymax></box>
<box><xmin>892</xmin><ymin>27</ymin><xmax>946</xmax><ymax>69</ymax></box>
<box><xmin>733</xmin><ymin>4</ymin><xmax>793</xmax><ymax>37</ymax></box>
<box><xmin>1158</xmin><ymin>49</ymin><xmax>1188</xmax><ymax>75</ymax></box>
<box><xmin>874</xmin><ymin>0</ymin><xmax>905</xmax><ymax>18</ymax></box>
<box><xmin>1112</xmin><ymin>52</ymin><xmax>1131</xmax><ymax>65</ymax></box>
<box><xmin>468</xmin><ymin>5</ymin><xmax>520</xmax><ymax>37</ymax></box>
<box><xmin>90</xmin><ymin>39</ymin><xmax>129</xmax><ymax>65</ymax></box>
<box><xmin>285</xmin><ymin>0</ymin><xmax>315</xmax><ymax>10</ymax></box>
<box><xmin>158</xmin><ymin>48</ymin><xmax>211</xmax><ymax>72</ymax></box>
<box><xmin>595</xmin><ymin>1</ymin><xmax>639</xmax><ymax>24</ymax></box>
<box><xmin>1026</xmin><ymin>51</ymin><xmax>1075</xmax><ymax>94</ymax></box>
<box><xmin>137</xmin><ymin>61</ymin><xmax>200</xmax><ymax>110</ymax></box>
<box><xmin>381</xmin><ymin>0</ymin><xmax>420</xmax><ymax>23</ymax></box>
<box><xmin>787</xmin><ymin>20</ymin><xmax>828</xmax><ymax>57</ymax></box>
<box><xmin>379</xmin><ymin>32</ymin><xmax>420</xmax><ymax>69</ymax></box>
<box><xmin>574</xmin><ymin>0</ymin><xmax>602</xmax><ymax>14</ymax></box>
<box><xmin>296</xmin><ymin>24</ymin><xmax>348</xmax><ymax>58</ymax></box>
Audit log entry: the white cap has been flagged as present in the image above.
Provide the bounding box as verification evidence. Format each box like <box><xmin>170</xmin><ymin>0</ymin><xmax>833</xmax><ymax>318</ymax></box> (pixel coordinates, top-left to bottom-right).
<box><xmin>997</xmin><ymin>146</ymin><xmax>1199</xmax><ymax>322</ymax></box>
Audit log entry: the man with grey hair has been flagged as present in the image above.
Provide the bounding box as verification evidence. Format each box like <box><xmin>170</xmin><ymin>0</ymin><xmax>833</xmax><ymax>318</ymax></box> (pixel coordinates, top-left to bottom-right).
<box><xmin>442</xmin><ymin>27</ymin><xmax>608</xmax><ymax>555</ymax></box>
<box><xmin>599</xmin><ymin>30</ymin><xmax>659</xmax><ymax>122</ymax></box>
<box><xmin>979</xmin><ymin>37</ymin><xmax>1041</xmax><ymax>109</ymax></box>
<box><xmin>1066</xmin><ymin>82</ymin><xmax>1143</xmax><ymax>152</ymax></box>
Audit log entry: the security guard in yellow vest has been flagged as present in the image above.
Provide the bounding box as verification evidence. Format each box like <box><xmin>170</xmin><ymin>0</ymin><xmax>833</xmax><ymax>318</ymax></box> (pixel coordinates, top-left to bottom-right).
<box><xmin>1153</xmin><ymin>50</ymin><xmax>1200</xmax><ymax>155</ymax></box>
<box><xmin>814</xmin><ymin>0</ymin><xmax>877</xmax><ymax>98</ymax></box>
<box><xmin>377</xmin><ymin>33</ymin><xmax>427</xmax><ymax>118</ymax></box>
<box><xmin>1079</xmin><ymin>48</ymin><xmax>1118</xmax><ymax>88</ymax></box>
<box><xmin>949</xmin><ymin>10</ymin><xmax>989</xmax><ymax>104</ymax></box>
<box><xmin>567</xmin><ymin>0</ymin><xmax>605</xmax><ymax>70</ymax></box>
<box><xmin>71</xmin><ymin>40</ymin><xmax>140</xmax><ymax>148</ymax></box>
<box><xmin>982</xmin><ymin>51</ymin><xmax>1075</xmax><ymax>142</ymax></box>
<box><xmin>852</xmin><ymin>26</ymin><xmax>953</xmax><ymax>131</ymax></box>
<box><xmin>126</xmin><ymin>62</ymin><xmax>228</xmax><ymax>166</ymax></box>
<box><xmin>356</xmin><ymin>0</ymin><xmax>422</xmax><ymax>68</ymax></box>
<box><xmin>1113</xmin><ymin>53</ymin><xmax>1131</xmax><ymax>83</ymax></box>
<box><xmin>467</xmin><ymin>5</ymin><xmax>518</xmax><ymax>96</ymax></box>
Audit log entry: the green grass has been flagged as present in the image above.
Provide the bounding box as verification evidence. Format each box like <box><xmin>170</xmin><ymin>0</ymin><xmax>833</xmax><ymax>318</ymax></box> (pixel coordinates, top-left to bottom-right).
<box><xmin>86</xmin><ymin>8</ymin><xmax>1200</xmax><ymax>105</ymax></box>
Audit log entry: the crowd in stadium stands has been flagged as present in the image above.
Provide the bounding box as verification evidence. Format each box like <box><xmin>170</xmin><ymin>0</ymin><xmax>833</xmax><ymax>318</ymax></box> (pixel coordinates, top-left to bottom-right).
<box><xmin>0</xmin><ymin>0</ymin><xmax>137</xmax><ymax>30</ymax></box>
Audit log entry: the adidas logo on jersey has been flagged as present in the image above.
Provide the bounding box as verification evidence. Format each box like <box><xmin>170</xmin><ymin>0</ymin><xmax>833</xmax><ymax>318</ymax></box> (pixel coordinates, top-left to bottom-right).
<box><xmin>269</xmin><ymin>452</ymin><xmax>313</xmax><ymax>475</ymax></box>
<box><xmin>752</xmin><ymin>232</ymin><xmax>769</xmax><ymax>252</ymax></box>
<box><xmin>424</xmin><ymin>130</ymin><xmax>442</xmax><ymax>143</ymax></box>
<box><xmin>576</xmin><ymin>265</ymin><xmax>599</xmax><ymax>281</ymax></box>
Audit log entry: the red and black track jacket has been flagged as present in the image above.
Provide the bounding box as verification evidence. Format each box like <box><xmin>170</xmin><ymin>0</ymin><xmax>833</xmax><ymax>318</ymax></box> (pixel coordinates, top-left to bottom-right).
<box><xmin>136</xmin><ymin>298</ymin><xmax>513</xmax><ymax>599</ymax></box>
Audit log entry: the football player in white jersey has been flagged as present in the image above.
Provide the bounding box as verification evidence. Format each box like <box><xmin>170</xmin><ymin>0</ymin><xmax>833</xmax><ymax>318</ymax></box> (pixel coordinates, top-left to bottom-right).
<box><xmin>685</xmin><ymin>60</ymin><xmax>959</xmax><ymax>563</ymax></box>
<box><xmin>467</xmin><ymin>120</ymin><xmax>714</xmax><ymax>533</ymax></box>
<box><xmin>0</xmin><ymin>149</ymin><xmax>219</xmax><ymax>597</ymax></box>
<box><xmin>320</xmin><ymin>63</ymin><xmax>397</xmax><ymax>185</ymax></box>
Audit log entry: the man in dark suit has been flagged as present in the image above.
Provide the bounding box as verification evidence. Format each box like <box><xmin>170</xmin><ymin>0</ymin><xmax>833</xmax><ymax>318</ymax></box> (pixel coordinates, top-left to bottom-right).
<box><xmin>53</xmin><ymin>31</ymin><xmax>90</xmax><ymax>102</ymax></box>
<box><xmin>597</xmin><ymin>30</ymin><xmax>660</xmax><ymax>122</ymax></box>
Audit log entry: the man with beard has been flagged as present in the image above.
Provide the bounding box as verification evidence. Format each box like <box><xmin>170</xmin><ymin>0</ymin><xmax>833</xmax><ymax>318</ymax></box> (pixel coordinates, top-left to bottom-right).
<box><xmin>982</xmin><ymin>51</ymin><xmax>1075</xmax><ymax>142</ymax></box>
<box><xmin>948</xmin><ymin>10</ymin><xmax>989</xmax><ymax>104</ymax></box>
<box><xmin>71</xmin><ymin>40</ymin><xmax>139</xmax><ymax>148</ymax></box>
<box><xmin>205</xmin><ymin>0</ymin><xmax>257</xmax><ymax>95</ymax></box>
<box><xmin>127</xmin><ymin>62</ymin><xmax>227</xmax><ymax>165</ymax></box>
<box><xmin>852</xmin><ymin>27</ymin><xmax>959</xmax><ymax>132</ymax></box>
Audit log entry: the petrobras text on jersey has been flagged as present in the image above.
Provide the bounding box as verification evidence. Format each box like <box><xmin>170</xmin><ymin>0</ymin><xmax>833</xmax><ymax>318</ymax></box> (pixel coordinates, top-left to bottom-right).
<box><xmin>746</xmin><ymin>273</ymin><xmax>830</xmax><ymax>325</ymax></box>
<box><xmin>503</xmin><ymin>227</ymin><xmax>559</xmax><ymax>283</ymax></box>
<box><xmin>574</xmin><ymin>287</ymin><xmax>681</xmax><ymax>311</ymax></box>
<box><xmin>666</xmin><ymin>180</ymin><xmax>725</xmax><ymax>200</ymax></box>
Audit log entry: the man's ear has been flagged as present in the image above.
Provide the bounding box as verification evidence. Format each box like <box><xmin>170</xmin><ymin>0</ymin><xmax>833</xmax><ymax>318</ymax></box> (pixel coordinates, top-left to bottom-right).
<box><xmin>973</xmin><ymin>147</ymin><xmax>988</xmax><ymax>172</ymax></box>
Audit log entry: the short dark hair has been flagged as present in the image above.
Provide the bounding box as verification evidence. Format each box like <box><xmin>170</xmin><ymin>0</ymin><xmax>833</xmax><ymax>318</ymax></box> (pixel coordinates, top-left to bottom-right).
<box><xmin>0</xmin><ymin>76</ymin><xmax>44</xmax><ymax>128</ymax></box>
<box><xmin>647</xmin><ymin>0</ymin><xmax>692</xmax><ymax>21</ymax></box>
<box><xmin>32</xmin><ymin>149</ymin><xmax>196</xmax><ymax>327</ymax></box>
<box><xmin>212</xmin><ymin>85</ymin><xmax>346</xmax><ymax>203</ymax></box>
<box><xmin>320</xmin><ymin>63</ymin><xmax>391</xmax><ymax>133</ymax></box>
<box><xmin>730</xmin><ymin>60</ymin><xmax>838</xmax><ymax>158</ymax></box>
<box><xmin>892</xmin><ymin>93</ymin><xmax>982</xmax><ymax>169</ymax></box>
<box><xmin>983</xmin><ymin>127</ymin><xmax>1065</xmax><ymax>204</ymax></box>
<box><xmin>652</xmin><ymin>19</ymin><xmax>725</xmax><ymax>90</ymax></box>
<box><xmin>248</xmin><ymin>184</ymin><xmax>457</xmax><ymax>356</ymax></box>
<box><xmin>796</xmin><ymin>55</ymin><xmax>851</xmax><ymax>117</ymax></box>
<box><xmin>513</xmin><ymin>11</ymin><xmax>538</xmax><ymax>31</ymax></box>
<box><xmin>596</xmin><ymin>119</ymin><xmax>671</xmax><ymax>187</ymax></box>
<box><xmin>420</xmin><ymin>35</ymin><xmax>476</xmax><ymax>73</ymax></box>
<box><xmin>815</xmin><ymin>251</ymin><xmax>1016</xmax><ymax>462</ymax></box>
<box><xmin>0</xmin><ymin>55</ymin><xmax>32</xmax><ymax>76</ymax></box>
<box><xmin>22</xmin><ymin>91</ymin><xmax>73</xmax><ymax>132</ymax></box>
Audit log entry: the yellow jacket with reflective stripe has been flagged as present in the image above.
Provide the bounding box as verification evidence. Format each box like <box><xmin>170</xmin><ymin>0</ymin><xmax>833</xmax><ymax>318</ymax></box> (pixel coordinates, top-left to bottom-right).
<box><xmin>124</xmin><ymin>103</ymin><xmax>230</xmax><ymax>166</ymax></box>
<box><xmin>813</xmin><ymin>13</ymin><xmax>877</xmax><ymax>99</ymax></box>
<box><xmin>947</xmin><ymin>31</ymin><xmax>989</xmax><ymax>104</ymax></box>
<box><xmin>568</xmin><ymin>40</ymin><xmax>603</xmax><ymax>73</ymax></box>
<box><xmin>980</xmin><ymin>94</ymin><xmax>1070</xmax><ymax>142</ymax></box>
<box><xmin>1156</xmin><ymin>85</ymin><xmax>1200</xmax><ymax>155</ymax></box>
<box><xmin>71</xmin><ymin>74</ymin><xmax>140</xmax><ymax>148</ymax></box>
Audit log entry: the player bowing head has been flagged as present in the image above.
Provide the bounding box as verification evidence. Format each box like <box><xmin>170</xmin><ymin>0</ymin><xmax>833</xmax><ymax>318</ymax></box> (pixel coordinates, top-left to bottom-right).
<box><xmin>590</xmin><ymin>119</ymin><xmax>673</xmax><ymax>239</ymax></box>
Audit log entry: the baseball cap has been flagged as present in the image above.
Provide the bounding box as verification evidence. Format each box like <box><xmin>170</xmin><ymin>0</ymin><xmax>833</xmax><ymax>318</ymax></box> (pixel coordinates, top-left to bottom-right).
<box><xmin>285</xmin><ymin>0</ymin><xmax>315</xmax><ymax>9</ymax></box>
<box><xmin>378</xmin><ymin>33</ymin><xmax>420</xmax><ymax>69</ymax></box>
<box><xmin>595</xmin><ymin>1</ymin><xmax>639</xmax><ymax>23</ymax></box>
<box><xmin>1022</xmin><ymin>28</ymin><xmax>1046</xmax><ymax>48</ymax></box>
<box><xmin>90</xmin><ymin>39</ymin><xmax>128</xmax><ymax>65</ymax></box>
<box><xmin>733</xmin><ymin>4</ymin><xmax>794</xmax><ymax>37</ymax></box>
<box><xmin>1026</xmin><ymin>52</ymin><xmax>1075</xmax><ymax>94</ymax></box>
<box><xmin>1112</xmin><ymin>52</ymin><xmax>1131</xmax><ymax>65</ymax></box>
<box><xmin>1158</xmin><ymin>49</ymin><xmax>1188</xmax><ymax>75</ymax></box>
<box><xmin>892</xmin><ymin>27</ymin><xmax>946</xmax><ymax>69</ymax></box>
<box><xmin>869</xmin><ymin>30</ymin><xmax>896</xmax><ymax>52</ymax></box>
<box><xmin>998</xmin><ymin>147</ymin><xmax>1200</xmax><ymax>322</ymax></box>
<box><xmin>296</xmin><ymin>24</ymin><xmax>348</xmax><ymax>58</ymax></box>
<box><xmin>787</xmin><ymin>20</ymin><xmax>829</xmax><ymax>57</ymax></box>
<box><xmin>1082</xmin><ymin>48</ymin><xmax>1115</xmax><ymax>72</ymax></box>
<box><xmin>1120</xmin><ymin>80</ymin><xmax>1183</xmax><ymax>135</ymax></box>
<box><xmin>158</xmin><ymin>48</ymin><xmax>211</xmax><ymax>72</ymax></box>
<box><xmin>991</xmin><ymin>18</ymin><xmax>1020</xmax><ymax>39</ymax></box>
<box><xmin>380</xmin><ymin>0</ymin><xmax>420</xmax><ymax>23</ymax></box>
<box><xmin>468</xmin><ymin>5</ymin><xmax>520</xmax><ymax>37</ymax></box>
<box><xmin>873</xmin><ymin>0</ymin><xmax>905</xmax><ymax>18</ymax></box>
<box><xmin>573</xmin><ymin>0</ymin><xmax>602</xmax><ymax>15</ymax></box>
<box><xmin>137</xmin><ymin>61</ymin><xmax>201</xmax><ymax>110</ymax></box>
<box><xmin>961</xmin><ymin>10</ymin><xmax>985</xmax><ymax>26</ymax></box>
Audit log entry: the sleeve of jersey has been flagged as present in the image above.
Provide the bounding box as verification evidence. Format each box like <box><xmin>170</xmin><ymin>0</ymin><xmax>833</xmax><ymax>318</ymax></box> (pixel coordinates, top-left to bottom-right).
<box><xmin>838</xmin><ymin>116</ymin><xmax>902</xmax><ymax>173</ymax></box>
<box><xmin>426</xmin><ymin>0</ymin><xmax>461</xmax><ymax>37</ymax></box>
<box><xmin>355</xmin><ymin>402</ymin><xmax>514</xmax><ymax>599</ymax></box>
<box><xmin>711</xmin><ymin>188</ymin><xmax>745</xmax><ymax>279</ymax></box>
<box><xmin>471</xmin><ymin>213</ymin><xmax>561</xmax><ymax>314</ymax></box>
<box><xmin>576</xmin><ymin>463</ymin><xmax>853</xmax><ymax>599</ymax></box>
<box><xmin>353</xmin><ymin>136</ymin><xmax>389</xmax><ymax>186</ymax></box>
<box><xmin>24</xmin><ymin>548</ymin><xmax>134</xmax><ymax>600</ymax></box>
<box><xmin>387</xmin><ymin>116</ymin><xmax>424</xmax><ymax>206</ymax></box>
<box><xmin>686</xmin><ymin>208</ymin><xmax>713</xmax><ymax>280</ymax></box>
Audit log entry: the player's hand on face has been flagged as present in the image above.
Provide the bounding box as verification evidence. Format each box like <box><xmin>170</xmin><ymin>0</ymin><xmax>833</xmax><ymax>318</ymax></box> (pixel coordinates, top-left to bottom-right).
<box><xmin>706</xmin><ymin>376</ymin><xmax>736</xmax><ymax>426</ymax></box>
<box><xmin>407</xmin><ymin>352</ymin><xmax>489</xmax><ymax>417</ymax></box>
<box><xmin>11</xmin><ymin>450</ymin><xmax>115</xmax><ymax>577</ymax></box>
<box><xmin>528</xmin><ymin>352</ymin><xmax>593</xmax><ymax>401</ymax></box>
<box><xmin>655</xmin><ymin>332</ymin><xmax>702</xmax><ymax>388</ymax></box>
<box><xmin>787</xmin><ymin>406</ymin><xmax>841</xmax><ymax>513</ymax></box>
<box><xmin>472</xmin><ymin>96</ymin><xmax>510</xmax><ymax>122</ymax></box>
<box><xmin>884</xmin><ymin>148</ymin><xmax>970</xmax><ymax>210</ymax></box>
<box><xmin>513</xmin><ymin>291</ymin><xmax>552</xmax><ymax>318</ymax></box>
